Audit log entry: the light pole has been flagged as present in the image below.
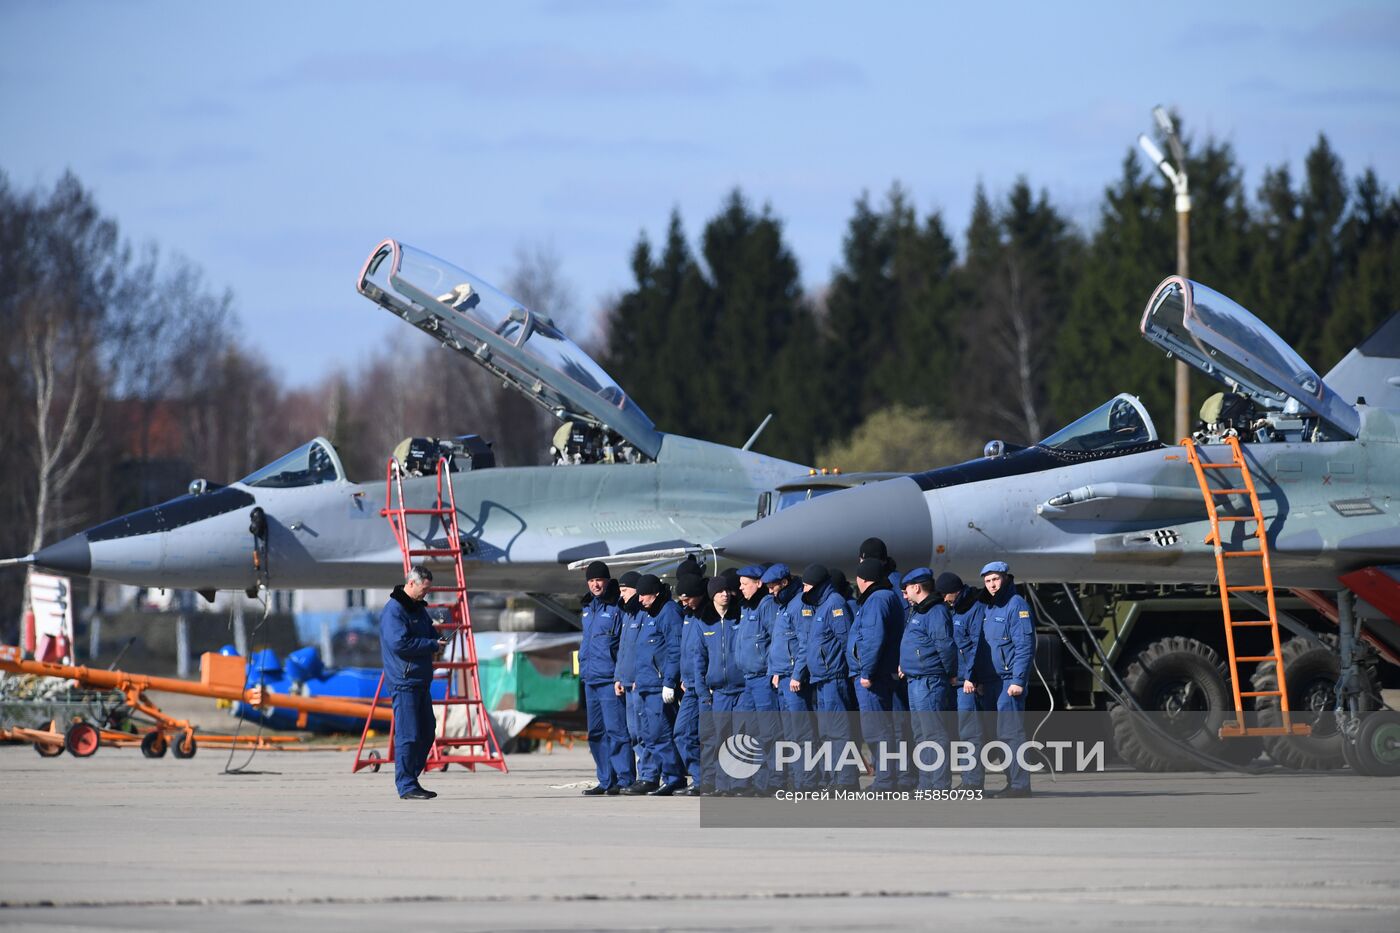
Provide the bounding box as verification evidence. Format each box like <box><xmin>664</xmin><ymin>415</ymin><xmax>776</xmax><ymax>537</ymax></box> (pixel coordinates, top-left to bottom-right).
<box><xmin>1138</xmin><ymin>105</ymin><xmax>1191</xmax><ymax>440</ymax></box>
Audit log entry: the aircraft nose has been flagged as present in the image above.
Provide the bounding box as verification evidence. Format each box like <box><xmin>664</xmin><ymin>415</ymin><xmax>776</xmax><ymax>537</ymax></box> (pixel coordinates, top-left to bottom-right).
<box><xmin>715</xmin><ymin>477</ymin><xmax>934</xmax><ymax>570</ymax></box>
<box><xmin>33</xmin><ymin>532</ymin><xmax>92</xmax><ymax>576</ymax></box>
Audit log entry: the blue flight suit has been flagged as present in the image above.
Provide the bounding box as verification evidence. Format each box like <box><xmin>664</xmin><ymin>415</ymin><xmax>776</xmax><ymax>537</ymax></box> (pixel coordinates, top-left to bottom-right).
<box><xmin>847</xmin><ymin>582</ymin><xmax>906</xmax><ymax>790</ymax></box>
<box><xmin>981</xmin><ymin>582</ymin><xmax>1036</xmax><ymax>791</ymax></box>
<box><xmin>698</xmin><ymin>604</ymin><xmax>747</xmax><ymax>792</ymax></box>
<box><xmin>766</xmin><ymin>578</ymin><xmax>817</xmax><ymax>791</ymax></box>
<box><xmin>901</xmin><ymin>594</ymin><xmax>958</xmax><ymax>790</ymax></box>
<box><xmin>614</xmin><ymin>598</ymin><xmax>652</xmax><ymax>779</ymax></box>
<box><xmin>675</xmin><ymin>603</ymin><xmax>714</xmax><ymax>787</ymax></box>
<box><xmin>379</xmin><ymin>586</ymin><xmax>440</xmax><ymax>797</ymax></box>
<box><xmin>736</xmin><ymin>591</ymin><xmax>779</xmax><ymax>792</ymax></box>
<box><xmin>580</xmin><ymin>585</ymin><xmax>633</xmax><ymax>789</ymax></box>
<box><xmin>801</xmin><ymin>582</ymin><xmax>859</xmax><ymax>788</ymax></box>
<box><xmin>632</xmin><ymin>595</ymin><xmax>684</xmax><ymax>785</ymax></box>
<box><xmin>951</xmin><ymin>587</ymin><xmax>992</xmax><ymax>787</ymax></box>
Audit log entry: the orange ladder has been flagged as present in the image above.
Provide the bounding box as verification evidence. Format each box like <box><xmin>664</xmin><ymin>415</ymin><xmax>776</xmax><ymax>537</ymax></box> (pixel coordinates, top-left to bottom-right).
<box><xmin>352</xmin><ymin>457</ymin><xmax>507</xmax><ymax>773</ymax></box>
<box><xmin>1182</xmin><ymin>434</ymin><xmax>1310</xmax><ymax>740</ymax></box>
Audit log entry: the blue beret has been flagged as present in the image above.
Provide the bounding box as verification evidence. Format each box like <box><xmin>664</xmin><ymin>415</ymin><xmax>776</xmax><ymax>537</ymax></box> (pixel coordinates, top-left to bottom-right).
<box><xmin>760</xmin><ymin>563</ymin><xmax>791</xmax><ymax>584</ymax></box>
<box><xmin>901</xmin><ymin>567</ymin><xmax>933</xmax><ymax>586</ymax></box>
<box><xmin>738</xmin><ymin>564</ymin><xmax>766</xmax><ymax>580</ymax></box>
<box><xmin>980</xmin><ymin>561</ymin><xmax>1010</xmax><ymax>576</ymax></box>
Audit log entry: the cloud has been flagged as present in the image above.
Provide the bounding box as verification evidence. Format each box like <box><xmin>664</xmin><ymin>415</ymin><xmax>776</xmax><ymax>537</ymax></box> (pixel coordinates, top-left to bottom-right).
<box><xmin>766</xmin><ymin>57</ymin><xmax>866</xmax><ymax>92</ymax></box>
<box><xmin>259</xmin><ymin>43</ymin><xmax>734</xmax><ymax>99</ymax></box>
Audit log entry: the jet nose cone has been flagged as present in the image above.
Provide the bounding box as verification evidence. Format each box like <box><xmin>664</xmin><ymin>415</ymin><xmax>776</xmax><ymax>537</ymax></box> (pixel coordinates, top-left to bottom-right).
<box><xmin>33</xmin><ymin>533</ymin><xmax>92</xmax><ymax>576</ymax></box>
<box><xmin>716</xmin><ymin>477</ymin><xmax>933</xmax><ymax>569</ymax></box>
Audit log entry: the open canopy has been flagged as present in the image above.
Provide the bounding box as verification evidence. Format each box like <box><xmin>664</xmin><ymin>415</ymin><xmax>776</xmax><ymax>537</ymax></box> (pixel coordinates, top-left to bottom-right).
<box><xmin>357</xmin><ymin>240</ymin><xmax>662</xmax><ymax>459</ymax></box>
<box><xmin>1140</xmin><ymin>276</ymin><xmax>1360</xmax><ymax>438</ymax></box>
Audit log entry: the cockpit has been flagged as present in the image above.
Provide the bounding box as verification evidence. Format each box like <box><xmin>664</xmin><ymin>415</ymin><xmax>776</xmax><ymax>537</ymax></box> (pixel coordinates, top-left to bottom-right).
<box><xmin>239</xmin><ymin>438</ymin><xmax>345</xmax><ymax>488</ymax></box>
<box><xmin>1038</xmin><ymin>394</ymin><xmax>1156</xmax><ymax>454</ymax></box>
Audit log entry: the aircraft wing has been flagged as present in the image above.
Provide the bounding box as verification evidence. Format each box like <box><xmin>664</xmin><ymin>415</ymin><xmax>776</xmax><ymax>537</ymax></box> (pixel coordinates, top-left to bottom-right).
<box><xmin>357</xmin><ymin>239</ymin><xmax>663</xmax><ymax>459</ymax></box>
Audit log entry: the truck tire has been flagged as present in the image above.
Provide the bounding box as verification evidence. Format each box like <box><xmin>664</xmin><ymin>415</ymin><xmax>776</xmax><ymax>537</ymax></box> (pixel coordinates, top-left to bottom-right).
<box><xmin>1252</xmin><ymin>635</ymin><xmax>1381</xmax><ymax>770</ymax></box>
<box><xmin>1110</xmin><ymin>636</ymin><xmax>1259</xmax><ymax>771</ymax></box>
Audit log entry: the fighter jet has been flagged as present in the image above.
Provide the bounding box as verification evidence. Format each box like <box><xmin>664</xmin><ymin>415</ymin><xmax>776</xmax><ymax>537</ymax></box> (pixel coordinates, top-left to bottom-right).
<box><xmin>710</xmin><ymin>276</ymin><xmax>1399</xmax><ymax>600</ymax></box>
<box><xmin>10</xmin><ymin>239</ymin><xmax>807</xmax><ymax>603</ymax></box>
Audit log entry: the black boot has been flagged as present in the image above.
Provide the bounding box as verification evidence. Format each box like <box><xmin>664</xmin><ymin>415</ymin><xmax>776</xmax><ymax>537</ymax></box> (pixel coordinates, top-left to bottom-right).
<box><xmin>625</xmin><ymin>780</ymin><xmax>660</xmax><ymax>795</ymax></box>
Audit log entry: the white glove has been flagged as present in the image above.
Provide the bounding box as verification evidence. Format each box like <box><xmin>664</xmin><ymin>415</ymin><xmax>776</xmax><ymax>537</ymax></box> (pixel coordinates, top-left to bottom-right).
<box><xmin>661</xmin><ymin>686</ymin><xmax>676</xmax><ymax>704</ymax></box>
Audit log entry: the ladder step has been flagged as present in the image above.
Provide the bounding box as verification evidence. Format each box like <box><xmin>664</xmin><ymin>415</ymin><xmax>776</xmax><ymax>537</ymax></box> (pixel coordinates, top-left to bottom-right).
<box><xmin>1221</xmin><ymin>550</ymin><xmax>1264</xmax><ymax>558</ymax></box>
<box><xmin>1220</xmin><ymin>723</ymin><xmax>1313</xmax><ymax>738</ymax></box>
<box><xmin>1226</xmin><ymin>585</ymin><xmax>1271</xmax><ymax>592</ymax></box>
<box><xmin>1211</xmin><ymin>489</ymin><xmax>1250</xmax><ymax>495</ymax></box>
<box><xmin>389</xmin><ymin>508</ymin><xmax>455</xmax><ymax>516</ymax></box>
<box><xmin>1238</xmin><ymin>690</ymin><xmax>1282</xmax><ymax>698</ymax></box>
<box><xmin>1235</xmin><ymin>655</ymin><xmax>1281</xmax><ymax>663</ymax></box>
<box><xmin>1198</xmin><ymin>463</ymin><xmax>1243</xmax><ymax>469</ymax></box>
<box><xmin>1215</xmin><ymin>516</ymin><xmax>1257</xmax><ymax>522</ymax></box>
<box><xmin>434</xmin><ymin>737</ymin><xmax>493</xmax><ymax>747</ymax></box>
<box><xmin>432</xmin><ymin>662</ymin><xmax>480</xmax><ymax>670</ymax></box>
<box><xmin>408</xmin><ymin>549</ymin><xmax>459</xmax><ymax>557</ymax></box>
<box><xmin>1229</xmin><ymin>620</ymin><xmax>1277</xmax><ymax>628</ymax></box>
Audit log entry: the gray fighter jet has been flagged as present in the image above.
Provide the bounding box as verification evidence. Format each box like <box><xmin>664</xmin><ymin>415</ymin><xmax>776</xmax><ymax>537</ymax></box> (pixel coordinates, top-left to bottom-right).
<box><xmin>711</xmin><ymin>276</ymin><xmax>1399</xmax><ymax>600</ymax></box>
<box><xmin>11</xmin><ymin>239</ymin><xmax>807</xmax><ymax>601</ymax></box>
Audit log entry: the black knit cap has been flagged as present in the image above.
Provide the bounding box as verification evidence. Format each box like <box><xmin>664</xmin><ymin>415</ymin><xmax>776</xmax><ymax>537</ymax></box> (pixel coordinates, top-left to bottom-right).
<box><xmin>636</xmin><ymin>573</ymin><xmax>663</xmax><ymax>596</ymax></box>
<box><xmin>802</xmin><ymin>563</ymin><xmax>830</xmax><ymax>588</ymax></box>
<box><xmin>677</xmin><ymin>555</ymin><xmax>703</xmax><ymax>578</ymax></box>
<box><xmin>935</xmin><ymin>572</ymin><xmax>964</xmax><ymax>595</ymax></box>
<box><xmin>676</xmin><ymin>577</ymin><xmax>706</xmax><ymax>599</ymax></box>
<box><xmin>706</xmin><ymin>576</ymin><xmax>732</xmax><ymax>598</ymax></box>
<box><xmin>856</xmin><ymin>558</ymin><xmax>886</xmax><ymax>583</ymax></box>
<box><xmin>585</xmin><ymin>560</ymin><xmax>611</xmax><ymax>581</ymax></box>
<box><xmin>859</xmin><ymin>537</ymin><xmax>889</xmax><ymax>561</ymax></box>
<box><xmin>619</xmin><ymin>570</ymin><xmax>641</xmax><ymax>589</ymax></box>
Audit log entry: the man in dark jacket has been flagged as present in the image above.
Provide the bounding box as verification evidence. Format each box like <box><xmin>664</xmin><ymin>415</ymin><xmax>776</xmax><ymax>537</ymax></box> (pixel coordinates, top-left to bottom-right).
<box><xmin>800</xmin><ymin>564</ymin><xmax>859</xmax><ymax>790</ymax></box>
<box><xmin>979</xmin><ymin>561</ymin><xmax>1036</xmax><ymax>798</ymax></box>
<box><xmin>379</xmin><ymin>566</ymin><xmax>447</xmax><ymax>800</ymax></box>
<box><xmin>900</xmin><ymin>568</ymin><xmax>958</xmax><ymax>791</ymax></box>
<box><xmin>579</xmin><ymin>561</ymin><xmax>631</xmax><ymax>795</ymax></box>
<box><xmin>764</xmin><ymin>563</ymin><xmax>817</xmax><ymax>791</ymax></box>
<box><xmin>626</xmin><ymin>574</ymin><xmax>687</xmax><ymax>795</ymax></box>
<box><xmin>697</xmin><ymin>575</ymin><xmax>747</xmax><ymax>794</ymax></box>
<box><xmin>944</xmin><ymin>571</ymin><xmax>990</xmax><ymax>791</ymax></box>
<box><xmin>849</xmin><ymin>558</ymin><xmax>906</xmax><ymax>791</ymax></box>
<box><xmin>673</xmin><ymin>575</ymin><xmax>710</xmax><ymax>794</ymax></box>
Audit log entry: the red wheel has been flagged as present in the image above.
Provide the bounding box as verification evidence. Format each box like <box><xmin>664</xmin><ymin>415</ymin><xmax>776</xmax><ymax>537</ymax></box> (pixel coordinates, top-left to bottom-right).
<box><xmin>64</xmin><ymin>722</ymin><xmax>101</xmax><ymax>758</ymax></box>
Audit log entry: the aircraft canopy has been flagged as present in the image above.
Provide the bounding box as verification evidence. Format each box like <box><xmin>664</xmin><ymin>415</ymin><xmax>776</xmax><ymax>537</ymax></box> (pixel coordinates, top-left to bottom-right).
<box><xmin>1039</xmin><ymin>394</ymin><xmax>1157</xmax><ymax>454</ymax></box>
<box><xmin>1140</xmin><ymin>276</ymin><xmax>1360</xmax><ymax>438</ymax></box>
<box><xmin>358</xmin><ymin>240</ymin><xmax>662</xmax><ymax>459</ymax></box>
<box><xmin>239</xmin><ymin>438</ymin><xmax>345</xmax><ymax>488</ymax></box>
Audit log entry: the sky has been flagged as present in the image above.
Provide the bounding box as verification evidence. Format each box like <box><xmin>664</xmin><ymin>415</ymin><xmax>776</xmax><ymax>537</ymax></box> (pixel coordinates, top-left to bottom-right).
<box><xmin>4</xmin><ymin>0</ymin><xmax>1398</xmax><ymax>387</ymax></box>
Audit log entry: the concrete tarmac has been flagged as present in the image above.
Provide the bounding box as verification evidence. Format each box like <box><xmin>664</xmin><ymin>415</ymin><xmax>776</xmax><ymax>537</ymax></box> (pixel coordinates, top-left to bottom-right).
<box><xmin>1</xmin><ymin>743</ymin><xmax>1397</xmax><ymax>932</ymax></box>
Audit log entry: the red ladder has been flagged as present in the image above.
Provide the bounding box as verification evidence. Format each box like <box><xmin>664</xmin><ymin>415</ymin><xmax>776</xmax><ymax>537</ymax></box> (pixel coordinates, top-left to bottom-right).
<box><xmin>1182</xmin><ymin>435</ymin><xmax>1310</xmax><ymax>740</ymax></box>
<box><xmin>352</xmin><ymin>457</ymin><xmax>507</xmax><ymax>773</ymax></box>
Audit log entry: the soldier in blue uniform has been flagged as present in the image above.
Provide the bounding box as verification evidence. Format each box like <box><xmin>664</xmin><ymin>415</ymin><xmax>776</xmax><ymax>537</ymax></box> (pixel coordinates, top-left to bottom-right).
<box><xmin>764</xmin><ymin>563</ymin><xmax>817</xmax><ymax>792</ymax></box>
<box><xmin>848</xmin><ymin>558</ymin><xmax>906</xmax><ymax>791</ymax></box>
<box><xmin>379</xmin><ymin>566</ymin><xmax>447</xmax><ymax>800</ymax></box>
<box><xmin>942</xmin><ymin>571</ymin><xmax>990</xmax><ymax>791</ymax></box>
<box><xmin>735</xmin><ymin>565</ymin><xmax>778</xmax><ymax>793</ymax></box>
<box><xmin>613</xmin><ymin>570</ymin><xmax>651</xmax><ymax>782</ymax></box>
<box><xmin>978</xmin><ymin>561</ymin><xmax>1036</xmax><ymax>798</ymax></box>
<box><xmin>626</xmin><ymin>573</ymin><xmax>687</xmax><ymax>795</ymax></box>
<box><xmin>697</xmin><ymin>575</ymin><xmax>747</xmax><ymax>794</ymax></box>
<box><xmin>579</xmin><ymin>561</ymin><xmax>631</xmax><ymax>795</ymax></box>
<box><xmin>898</xmin><ymin>567</ymin><xmax>958</xmax><ymax>791</ymax></box>
<box><xmin>672</xmin><ymin>575</ymin><xmax>710</xmax><ymax>795</ymax></box>
<box><xmin>799</xmin><ymin>564</ymin><xmax>859</xmax><ymax>790</ymax></box>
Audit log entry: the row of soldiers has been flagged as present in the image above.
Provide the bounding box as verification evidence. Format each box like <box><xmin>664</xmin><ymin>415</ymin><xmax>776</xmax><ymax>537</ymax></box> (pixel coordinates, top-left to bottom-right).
<box><xmin>576</xmin><ymin>537</ymin><xmax>1037</xmax><ymax>798</ymax></box>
